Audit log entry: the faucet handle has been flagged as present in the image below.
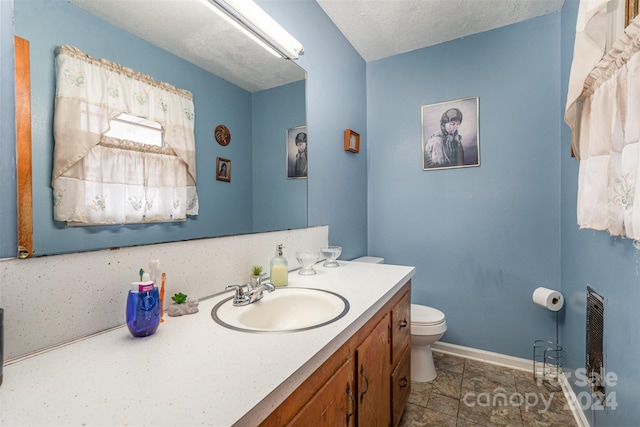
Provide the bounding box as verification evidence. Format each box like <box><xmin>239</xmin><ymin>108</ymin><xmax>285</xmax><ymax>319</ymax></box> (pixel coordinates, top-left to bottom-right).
<box><xmin>262</xmin><ymin>282</ymin><xmax>276</xmax><ymax>292</ymax></box>
<box><xmin>249</xmin><ymin>273</ymin><xmax>265</xmax><ymax>290</ymax></box>
<box><xmin>226</xmin><ymin>284</ymin><xmax>249</xmax><ymax>306</ymax></box>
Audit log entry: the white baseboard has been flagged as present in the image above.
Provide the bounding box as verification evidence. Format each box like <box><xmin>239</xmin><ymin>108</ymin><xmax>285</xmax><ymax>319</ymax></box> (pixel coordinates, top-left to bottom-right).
<box><xmin>432</xmin><ymin>341</ymin><xmax>533</xmax><ymax>372</ymax></box>
<box><xmin>431</xmin><ymin>342</ymin><xmax>589</xmax><ymax>427</ymax></box>
<box><xmin>557</xmin><ymin>366</ymin><xmax>591</xmax><ymax>427</ymax></box>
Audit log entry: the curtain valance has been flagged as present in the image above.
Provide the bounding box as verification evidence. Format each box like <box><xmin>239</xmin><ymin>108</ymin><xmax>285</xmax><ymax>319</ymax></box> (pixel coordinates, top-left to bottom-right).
<box><xmin>52</xmin><ymin>45</ymin><xmax>198</xmax><ymax>224</ymax></box>
<box><xmin>565</xmin><ymin>0</ymin><xmax>609</xmax><ymax>160</ymax></box>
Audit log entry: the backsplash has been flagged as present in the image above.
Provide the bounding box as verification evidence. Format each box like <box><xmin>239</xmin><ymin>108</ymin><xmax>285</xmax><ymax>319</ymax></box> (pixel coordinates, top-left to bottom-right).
<box><xmin>0</xmin><ymin>226</ymin><xmax>328</xmax><ymax>360</ymax></box>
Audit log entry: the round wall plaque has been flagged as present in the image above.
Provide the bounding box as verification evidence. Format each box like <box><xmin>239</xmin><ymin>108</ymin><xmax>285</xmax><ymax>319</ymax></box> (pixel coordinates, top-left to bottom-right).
<box><xmin>215</xmin><ymin>125</ymin><xmax>231</xmax><ymax>146</ymax></box>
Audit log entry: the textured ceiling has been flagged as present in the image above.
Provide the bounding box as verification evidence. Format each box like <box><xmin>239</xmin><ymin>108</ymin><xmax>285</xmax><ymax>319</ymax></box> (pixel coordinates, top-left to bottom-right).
<box><xmin>316</xmin><ymin>0</ymin><xmax>565</xmax><ymax>62</ymax></box>
<box><xmin>70</xmin><ymin>0</ymin><xmax>565</xmax><ymax>91</ymax></box>
<box><xmin>70</xmin><ymin>0</ymin><xmax>305</xmax><ymax>92</ymax></box>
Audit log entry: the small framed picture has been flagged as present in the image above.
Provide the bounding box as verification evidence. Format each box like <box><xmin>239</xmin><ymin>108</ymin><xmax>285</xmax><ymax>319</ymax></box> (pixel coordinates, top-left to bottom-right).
<box><xmin>422</xmin><ymin>97</ymin><xmax>480</xmax><ymax>171</ymax></box>
<box><xmin>216</xmin><ymin>157</ymin><xmax>230</xmax><ymax>182</ymax></box>
<box><xmin>344</xmin><ymin>129</ymin><xmax>360</xmax><ymax>153</ymax></box>
<box><xmin>287</xmin><ymin>125</ymin><xmax>308</xmax><ymax>179</ymax></box>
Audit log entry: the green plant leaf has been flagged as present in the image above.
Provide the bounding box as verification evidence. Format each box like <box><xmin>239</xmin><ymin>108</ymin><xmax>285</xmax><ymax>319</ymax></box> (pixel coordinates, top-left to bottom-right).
<box><xmin>172</xmin><ymin>292</ymin><xmax>187</xmax><ymax>304</ymax></box>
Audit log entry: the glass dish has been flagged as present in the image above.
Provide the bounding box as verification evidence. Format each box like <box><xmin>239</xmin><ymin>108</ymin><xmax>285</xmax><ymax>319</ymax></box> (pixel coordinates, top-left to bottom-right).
<box><xmin>296</xmin><ymin>251</ymin><xmax>320</xmax><ymax>275</ymax></box>
<box><xmin>321</xmin><ymin>246</ymin><xmax>342</xmax><ymax>268</ymax></box>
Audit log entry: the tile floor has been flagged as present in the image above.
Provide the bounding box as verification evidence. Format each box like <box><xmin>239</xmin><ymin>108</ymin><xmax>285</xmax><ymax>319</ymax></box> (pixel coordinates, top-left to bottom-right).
<box><xmin>399</xmin><ymin>351</ymin><xmax>579</xmax><ymax>427</ymax></box>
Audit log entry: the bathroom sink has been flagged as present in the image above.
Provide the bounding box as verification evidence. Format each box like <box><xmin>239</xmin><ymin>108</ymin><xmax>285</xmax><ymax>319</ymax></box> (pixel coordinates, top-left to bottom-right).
<box><xmin>212</xmin><ymin>287</ymin><xmax>349</xmax><ymax>333</ymax></box>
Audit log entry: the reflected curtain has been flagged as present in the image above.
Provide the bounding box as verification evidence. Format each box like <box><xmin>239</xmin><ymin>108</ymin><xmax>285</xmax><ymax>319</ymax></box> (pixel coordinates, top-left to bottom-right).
<box><xmin>52</xmin><ymin>45</ymin><xmax>198</xmax><ymax>225</ymax></box>
<box><xmin>570</xmin><ymin>16</ymin><xmax>640</xmax><ymax>240</ymax></box>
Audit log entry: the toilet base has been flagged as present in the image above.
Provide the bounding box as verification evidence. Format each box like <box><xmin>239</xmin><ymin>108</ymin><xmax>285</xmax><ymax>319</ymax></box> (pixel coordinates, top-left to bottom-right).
<box><xmin>411</xmin><ymin>343</ymin><xmax>437</xmax><ymax>382</ymax></box>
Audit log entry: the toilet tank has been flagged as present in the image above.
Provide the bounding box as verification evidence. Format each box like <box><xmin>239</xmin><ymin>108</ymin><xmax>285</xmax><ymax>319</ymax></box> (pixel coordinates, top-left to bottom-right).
<box><xmin>351</xmin><ymin>256</ymin><xmax>384</xmax><ymax>264</ymax></box>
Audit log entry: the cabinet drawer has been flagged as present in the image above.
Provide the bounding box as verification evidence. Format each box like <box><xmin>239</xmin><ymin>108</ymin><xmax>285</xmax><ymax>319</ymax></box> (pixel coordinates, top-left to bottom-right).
<box><xmin>390</xmin><ymin>290</ymin><xmax>411</xmax><ymax>366</ymax></box>
<box><xmin>390</xmin><ymin>345</ymin><xmax>411</xmax><ymax>427</ymax></box>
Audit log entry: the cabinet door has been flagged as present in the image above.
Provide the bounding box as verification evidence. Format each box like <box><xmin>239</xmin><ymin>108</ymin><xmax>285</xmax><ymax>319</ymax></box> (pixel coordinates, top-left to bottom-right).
<box><xmin>356</xmin><ymin>313</ymin><xmax>390</xmax><ymax>427</ymax></box>
<box><xmin>288</xmin><ymin>358</ymin><xmax>356</xmax><ymax>427</ymax></box>
<box><xmin>390</xmin><ymin>290</ymin><xmax>411</xmax><ymax>366</ymax></box>
<box><xmin>390</xmin><ymin>345</ymin><xmax>411</xmax><ymax>427</ymax></box>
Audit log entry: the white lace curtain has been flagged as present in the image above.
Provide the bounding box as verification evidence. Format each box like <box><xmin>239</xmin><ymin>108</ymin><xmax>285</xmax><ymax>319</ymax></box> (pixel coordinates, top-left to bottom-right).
<box><xmin>52</xmin><ymin>45</ymin><xmax>198</xmax><ymax>225</ymax></box>
<box><xmin>565</xmin><ymin>5</ymin><xmax>640</xmax><ymax>241</ymax></box>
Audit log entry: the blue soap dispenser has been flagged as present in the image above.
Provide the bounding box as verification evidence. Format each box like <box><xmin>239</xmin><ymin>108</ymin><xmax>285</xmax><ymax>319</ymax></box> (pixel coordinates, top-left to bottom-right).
<box><xmin>126</xmin><ymin>272</ymin><xmax>161</xmax><ymax>337</ymax></box>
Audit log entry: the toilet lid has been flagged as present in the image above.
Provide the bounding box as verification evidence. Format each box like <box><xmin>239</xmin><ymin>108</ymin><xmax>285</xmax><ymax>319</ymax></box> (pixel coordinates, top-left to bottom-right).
<box><xmin>411</xmin><ymin>304</ymin><xmax>445</xmax><ymax>325</ymax></box>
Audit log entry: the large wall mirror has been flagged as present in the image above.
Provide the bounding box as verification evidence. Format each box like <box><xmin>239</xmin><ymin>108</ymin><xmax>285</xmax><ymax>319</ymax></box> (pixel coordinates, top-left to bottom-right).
<box><xmin>14</xmin><ymin>0</ymin><xmax>307</xmax><ymax>257</ymax></box>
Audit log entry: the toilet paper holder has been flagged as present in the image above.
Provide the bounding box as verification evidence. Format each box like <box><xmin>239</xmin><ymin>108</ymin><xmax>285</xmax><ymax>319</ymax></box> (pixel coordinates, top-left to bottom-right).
<box><xmin>533</xmin><ymin>340</ymin><xmax>564</xmax><ymax>392</ymax></box>
<box><xmin>532</xmin><ymin>287</ymin><xmax>564</xmax><ymax>391</ymax></box>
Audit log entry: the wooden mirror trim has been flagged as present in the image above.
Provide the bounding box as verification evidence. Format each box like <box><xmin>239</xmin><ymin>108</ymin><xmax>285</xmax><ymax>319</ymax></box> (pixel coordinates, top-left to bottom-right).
<box><xmin>627</xmin><ymin>0</ymin><xmax>639</xmax><ymax>27</ymax></box>
<box><xmin>15</xmin><ymin>35</ymin><xmax>33</xmax><ymax>258</ymax></box>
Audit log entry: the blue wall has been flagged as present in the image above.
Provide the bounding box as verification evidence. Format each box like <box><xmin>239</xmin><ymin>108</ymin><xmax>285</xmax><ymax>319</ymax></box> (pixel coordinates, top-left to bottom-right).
<box><xmin>253</xmin><ymin>80</ymin><xmax>307</xmax><ymax>232</ymax></box>
<box><xmin>0</xmin><ymin>0</ymin><xmax>17</xmax><ymax>258</ymax></box>
<box><xmin>367</xmin><ymin>14</ymin><xmax>562</xmax><ymax>359</ymax></box>
<box><xmin>560</xmin><ymin>1</ymin><xmax>640</xmax><ymax>425</ymax></box>
<box><xmin>259</xmin><ymin>0</ymin><xmax>369</xmax><ymax>260</ymax></box>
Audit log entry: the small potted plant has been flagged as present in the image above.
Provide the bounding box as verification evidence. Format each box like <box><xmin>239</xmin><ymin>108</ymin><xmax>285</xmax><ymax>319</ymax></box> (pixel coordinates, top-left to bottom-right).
<box><xmin>167</xmin><ymin>292</ymin><xmax>199</xmax><ymax>317</ymax></box>
<box><xmin>250</xmin><ymin>265</ymin><xmax>265</xmax><ymax>289</ymax></box>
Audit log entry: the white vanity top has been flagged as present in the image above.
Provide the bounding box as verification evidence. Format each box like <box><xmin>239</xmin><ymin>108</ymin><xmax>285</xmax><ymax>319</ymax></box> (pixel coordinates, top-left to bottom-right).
<box><xmin>1</xmin><ymin>261</ymin><xmax>415</xmax><ymax>426</ymax></box>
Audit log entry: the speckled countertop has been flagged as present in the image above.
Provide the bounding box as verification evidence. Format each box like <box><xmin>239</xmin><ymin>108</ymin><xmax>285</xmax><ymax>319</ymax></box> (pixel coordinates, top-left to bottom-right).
<box><xmin>1</xmin><ymin>261</ymin><xmax>415</xmax><ymax>427</ymax></box>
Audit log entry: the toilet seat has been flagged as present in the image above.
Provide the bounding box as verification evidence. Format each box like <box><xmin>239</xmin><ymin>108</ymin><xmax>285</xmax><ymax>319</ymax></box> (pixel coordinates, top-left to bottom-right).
<box><xmin>411</xmin><ymin>304</ymin><xmax>445</xmax><ymax>326</ymax></box>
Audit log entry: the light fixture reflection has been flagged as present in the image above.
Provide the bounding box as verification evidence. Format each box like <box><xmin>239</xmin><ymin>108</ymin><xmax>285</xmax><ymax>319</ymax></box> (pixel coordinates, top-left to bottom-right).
<box><xmin>201</xmin><ymin>0</ymin><xmax>304</xmax><ymax>60</ymax></box>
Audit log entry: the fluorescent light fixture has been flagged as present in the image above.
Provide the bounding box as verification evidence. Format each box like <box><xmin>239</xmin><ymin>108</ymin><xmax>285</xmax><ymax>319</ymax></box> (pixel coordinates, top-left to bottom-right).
<box><xmin>201</xmin><ymin>0</ymin><xmax>304</xmax><ymax>60</ymax></box>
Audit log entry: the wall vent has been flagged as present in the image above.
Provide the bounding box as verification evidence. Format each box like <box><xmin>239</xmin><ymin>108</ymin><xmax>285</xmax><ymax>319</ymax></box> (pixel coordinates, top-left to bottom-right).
<box><xmin>586</xmin><ymin>286</ymin><xmax>605</xmax><ymax>405</ymax></box>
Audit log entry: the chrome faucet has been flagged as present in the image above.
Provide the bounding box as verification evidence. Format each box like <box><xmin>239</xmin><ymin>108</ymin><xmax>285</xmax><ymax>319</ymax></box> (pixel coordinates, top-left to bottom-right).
<box><xmin>226</xmin><ymin>281</ymin><xmax>275</xmax><ymax>306</ymax></box>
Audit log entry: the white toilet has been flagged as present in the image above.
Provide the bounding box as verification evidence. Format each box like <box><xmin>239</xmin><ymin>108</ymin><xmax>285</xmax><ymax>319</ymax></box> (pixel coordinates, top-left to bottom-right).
<box><xmin>351</xmin><ymin>256</ymin><xmax>447</xmax><ymax>382</ymax></box>
<box><xmin>411</xmin><ymin>304</ymin><xmax>447</xmax><ymax>382</ymax></box>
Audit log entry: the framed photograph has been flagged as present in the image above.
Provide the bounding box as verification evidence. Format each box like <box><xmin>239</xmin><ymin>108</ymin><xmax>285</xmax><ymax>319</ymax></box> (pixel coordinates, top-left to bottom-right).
<box><xmin>344</xmin><ymin>129</ymin><xmax>360</xmax><ymax>153</ymax></box>
<box><xmin>216</xmin><ymin>157</ymin><xmax>230</xmax><ymax>182</ymax></box>
<box><xmin>287</xmin><ymin>125</ymin><xmax>307</xmax><ymax>179</ymax></box>
<box><xmin>421</xmin><ymin>97</ymin><xmax>480</xmax><ymax>171</ymax></box>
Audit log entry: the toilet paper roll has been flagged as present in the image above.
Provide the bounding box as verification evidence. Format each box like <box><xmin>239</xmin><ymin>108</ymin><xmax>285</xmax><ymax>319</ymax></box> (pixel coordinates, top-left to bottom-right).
<box><xmin>532</xmin><ymin>287</ymin><xmax>564</xmax><ymax>311</ymax></box>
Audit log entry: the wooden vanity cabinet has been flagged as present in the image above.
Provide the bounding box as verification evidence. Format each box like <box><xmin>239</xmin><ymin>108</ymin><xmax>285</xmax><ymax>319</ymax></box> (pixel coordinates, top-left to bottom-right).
<box><xmin>260</xmin><ymin>281</ymin><xmax>411</xmax><ymax>427</ymax></box>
